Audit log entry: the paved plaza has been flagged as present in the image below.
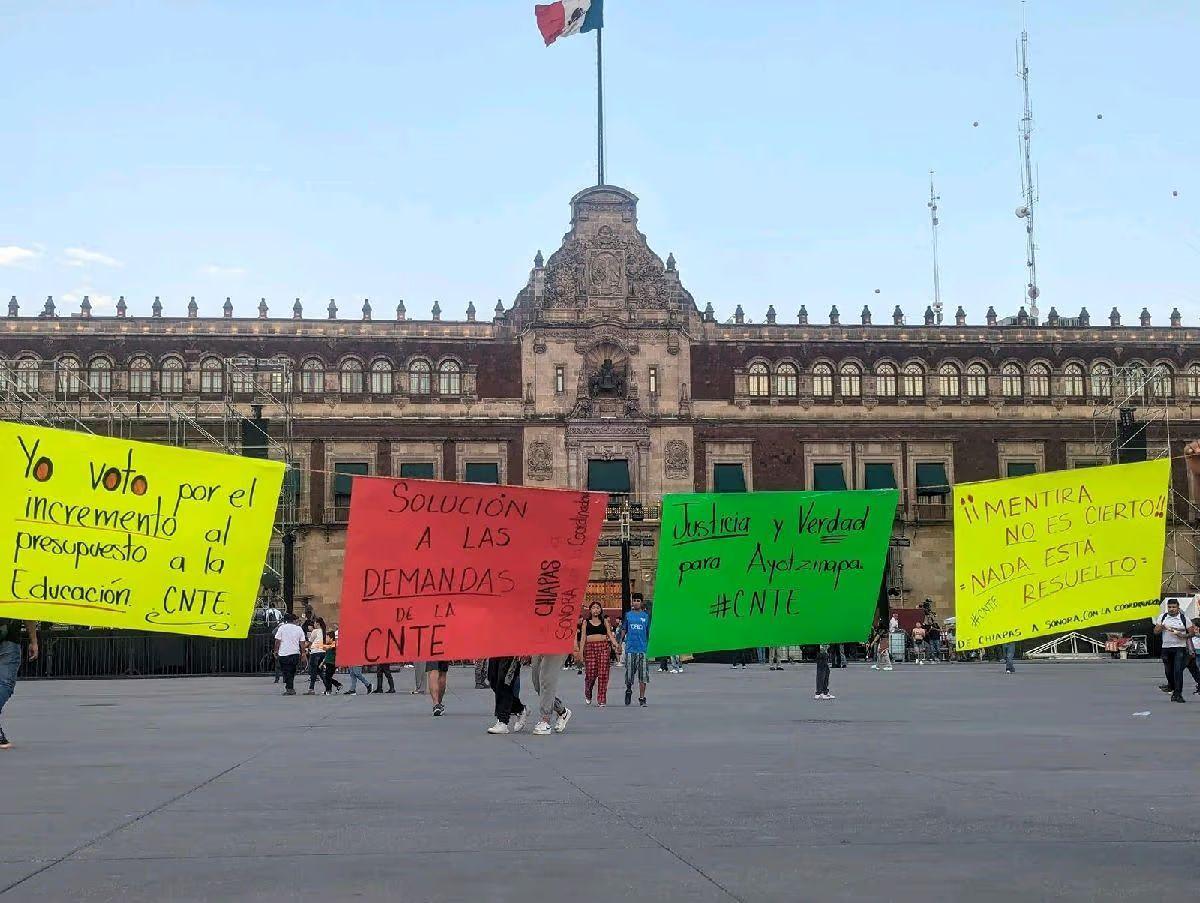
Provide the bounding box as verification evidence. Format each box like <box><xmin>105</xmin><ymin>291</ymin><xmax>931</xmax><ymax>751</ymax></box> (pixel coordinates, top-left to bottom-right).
<box><xmin>0</xmin><ymin>661</ymin><xmax>1196</xmax><ymax>902</ymax></box>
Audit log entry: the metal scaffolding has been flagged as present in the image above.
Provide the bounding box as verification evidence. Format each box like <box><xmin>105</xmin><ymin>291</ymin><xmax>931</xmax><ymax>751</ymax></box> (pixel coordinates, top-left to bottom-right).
<box><xmin>1091</xmin><ymin>363</ymin><xmax>1200</xmax><ymax>593</ymax></box>
<box><xmin>0</xmin><ymin>356</ymin><xmax>298</xmax><ymax>596</ymax></box>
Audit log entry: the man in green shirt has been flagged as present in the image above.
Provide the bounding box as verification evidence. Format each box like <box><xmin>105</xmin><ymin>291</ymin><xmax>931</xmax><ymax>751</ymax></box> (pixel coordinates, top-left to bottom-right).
<box><xmin>0</xmin><ymin>618</ymin><xmax>39</xmax><ymax>750</ymax></box>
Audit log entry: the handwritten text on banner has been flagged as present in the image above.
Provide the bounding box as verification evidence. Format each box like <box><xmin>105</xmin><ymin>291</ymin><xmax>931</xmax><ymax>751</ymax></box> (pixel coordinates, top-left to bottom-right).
<box><xmin>0</xmin><ymin>422</ymin><xmax>285</xmax><ymax>636</ymax></box>
<box><xmin>953</xmin><ymin>459</ymin><xmax>1169</xmax><ymax>650</ymax></box>
<box><xmin>645</xmin><ymin>490</ymin><xmax>899</xmax><ymax>657</ymax></box>
<box><xmin>336</xmin><ymin>478</ymin><xmax>607</xmax><ymax>665</ymax></box>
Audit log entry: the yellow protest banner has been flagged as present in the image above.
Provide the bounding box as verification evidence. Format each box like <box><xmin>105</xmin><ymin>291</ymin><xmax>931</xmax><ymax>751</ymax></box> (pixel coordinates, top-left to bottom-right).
<box><xmin>954</xmin><ymin>459</ymin><xmax>1169</xmax><ymax>650</ymax></box>
<box><xmin>0</xmin><ymin>422</ymin><xmax>285</xmax><ymax>636</ymax></box>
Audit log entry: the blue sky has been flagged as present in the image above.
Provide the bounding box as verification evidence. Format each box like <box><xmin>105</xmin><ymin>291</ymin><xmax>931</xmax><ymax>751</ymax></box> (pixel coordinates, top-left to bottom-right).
<box><xmin>1</xmin><ymin>1</ymin><xmax>1196</xmax><ymax>322</ymax></box>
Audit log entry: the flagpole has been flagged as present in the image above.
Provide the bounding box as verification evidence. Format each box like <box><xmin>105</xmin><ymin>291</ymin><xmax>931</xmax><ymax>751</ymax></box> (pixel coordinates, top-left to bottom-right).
<box><xmin>596</xmin><ymin>26</ymin><xmax>605</xmax><ymax>186</ymax></box>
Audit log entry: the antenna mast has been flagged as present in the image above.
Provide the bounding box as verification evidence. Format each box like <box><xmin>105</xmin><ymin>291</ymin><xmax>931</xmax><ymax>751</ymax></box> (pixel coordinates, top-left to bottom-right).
<box><xmin>1015</xmin><ymin>5</ymin><xmax>1040</xmax><ymax>323</ymax></box>
<box><xmin>928</xmin><ymin>171</ymin><xmax>943</xmax><ymax>326</ymax></box>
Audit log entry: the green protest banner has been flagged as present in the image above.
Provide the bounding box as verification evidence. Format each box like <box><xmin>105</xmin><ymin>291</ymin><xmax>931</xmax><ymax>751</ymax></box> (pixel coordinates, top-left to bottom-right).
<box><xmin>645</xmin><ymin>490</ymin><xmax>899</xmax><ymax>657</ymax></box>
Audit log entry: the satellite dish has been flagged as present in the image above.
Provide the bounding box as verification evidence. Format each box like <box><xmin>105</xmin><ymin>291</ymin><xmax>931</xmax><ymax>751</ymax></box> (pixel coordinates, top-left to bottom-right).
<box><xmin>1016</xmin><ymin>206</ymin><xmax>1029</xmax><ymax>218</ymax></box>
<box><xmin>1028</xmin><ymin>286</ymin><xmax>1040</xmax><ymax>301</ymax></box>
<box><xmin>1096</xmin><ymin>113</ymin><xmax>1103</xmax><ymax>120</ymax></box>
<box><xmin>874</xmin><ymin>289</ymin><xmax>881</xmax><ymax>294</ymax></box>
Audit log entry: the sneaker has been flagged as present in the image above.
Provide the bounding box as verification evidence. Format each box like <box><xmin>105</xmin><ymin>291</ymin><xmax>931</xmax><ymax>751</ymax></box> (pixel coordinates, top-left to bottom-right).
<box><xmin>814</xmin><ymin>693</ymin><xmax>823</xmax><ymax>700</ymax></box>
<box><xmin>285</xmin><ymin>688</ymin><xmax>297</xmax><ymax>695</ymax></box>
<box><xmin>345</xmin><ymin>690</ymin><xmax>357</xmax><ymax>695</ymax></box>
<box><xmin>584</xmin><ymin>698</ymin><xmax>592</xmax><ymax>706</ymax></box>
<box><xmin>385</xmin><ymin>688</ymin><xmax>396</xmax><ymax>694</ymax></box>
<box><xmin>532</xmin><ymin>721</ymin><xmax>553</xmax><ymax>736</ymax></box>
<box><xmin>639</xmin><ymin>697</ymin><xmax>646</xmax><ymax>707</ymax></box>
<box><xmin>554</xmin><ymin>707</ymin><xmax>573</xmax><ymax>733</ymax></box>
<box><xmin>432</xmin><ymin>704</ymin><xmax>445</xmax><ymax>717</ymax></box>
<box><xmin>883</xmin><ymin>666</ymin><xmax>893</xmax><ymax>671</ymax></box>
<box><xmin>825</xmin><ymin>694</ymin><xmax>836</xmax><ymax>700</ymax></box>
<box><xmin>870</xmin><ymin>665</ymin><xmax>879</xmax><ymax>670</ymax></box>
<box><xmin>1171</xmin><ymin>695</ymin><xmax>1186</xmax><ymax>704</ymax></box>
<box><xmin>511</xmin><ymin>710</ymin><xmax>528</xmax><ymax>733</ymax></box>
<box><xmin>624</xmin><ymin>688</ymin><xmax>633</xmax><ymax>706</ymax></box>
<box><xmin>486</xmin><ymin>721</ymin><xmax>510</xmax><ymax>734</ymax></box>
<box><xmin>1160</xmin><ymin>684</ymin><xmax>1172</xmax><ymax>693</ymax></box>
<box><xmin>671</xmin><ymin>668</ymin><xmax>681</xmax><ymax>674</ymax></box>
<box><xmin>598</xmin><ymin>702</ymin><xmax>606</xmax><ymax>707</ymax></box>
<box><xmin>0</xmin><ymin>725</ymin><xmax>10</xmax><ymax>749</ymax></box>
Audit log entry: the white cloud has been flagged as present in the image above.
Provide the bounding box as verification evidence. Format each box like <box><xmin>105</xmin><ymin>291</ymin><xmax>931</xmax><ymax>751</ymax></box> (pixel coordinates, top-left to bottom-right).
<box><xmin>61</xmin><ymin>289</ymin><xmax>116</xmax><ymax>311</ymax></box>
<box><xmin>0</xmin><ymin>245</ymin><xmax>38</xmax><ymax>267</ymax></box>
<box><xmin>63</xmin><ymin>247</ymin><xmax>122</xmax><ymax>268</ymax></box>
<box><xmin>200</xmin><ymin>264</ymin><xmax>246</xmax><ymax>278</ymax></box>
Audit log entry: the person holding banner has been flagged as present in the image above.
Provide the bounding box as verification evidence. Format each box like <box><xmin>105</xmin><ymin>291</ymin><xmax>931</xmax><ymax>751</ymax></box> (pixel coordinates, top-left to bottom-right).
<box><xmin>0</xmin><ymin>617</ymin><xmax>38</xmax><ymax>750</ymax></box>
<box><xmin>1155</xmin><ymin>598</ymin><xmax>1190</xmax><ymax>703</ymax></box>
<box><xmin>486</xmin><ymin>657</ymin><xmax>528</xmax><ymax>734</ymax></box>
<box><xmin>578</xmin><ymin>602</ymin><xmax>619</xmax><ymax>706</ymax></box>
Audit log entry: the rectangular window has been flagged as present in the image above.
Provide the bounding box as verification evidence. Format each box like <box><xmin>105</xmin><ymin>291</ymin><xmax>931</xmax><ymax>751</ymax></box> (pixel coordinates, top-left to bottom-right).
<box><xmin>863</xmin><ymin>462</ymin><xmax>897</xmax><ymax>490</ymax></box>
<box><xmin>129</xmin><ymin>367</ymin><xmax>152</xmax><ymax>395</ymax></box>
<box><xmin>399</xmin><ymin>462</ymin><xmax>436</xmax><ymax>479</ymax></box>
<box><xmin>648</xmin><ymin>366</ymin><xmax>659</xmax><ymax>397</ymax></box>
<box><xmin>332</xmin><ymin>462</ymin><xmax>369</xmax><ymax>520</ymax></box>
<box><xmin>554</xmin><ymin>365</ymin><xmax>566</xmax><ymax>395</ymax></box>
<box><xmin>915</xmin><ymin>462</ymin><xmax>950</xmax><ymax>497</ymax></box>
<box><xmin>1006</xmin><ymin>461</ymin><xmax>1038</xmax><ymax>478</ymax></box>
<box><xmin>812</xmin><ymin>463</ymin><xmax>848</xmax><ymax>491</ymax></box>
<box><xmin>712</xmin><ymin>463</ymin><xmax>746</xmax><ymax>493</ymax></box>
<box><xmin>463</xmin><ymin>462</ymin><xmax>499</xmax><ymax>484</ymax></box>
<box><xmin>587</xmin><ymin>459</ymin><xmax>631</xmax><ymax>494</ymax></box>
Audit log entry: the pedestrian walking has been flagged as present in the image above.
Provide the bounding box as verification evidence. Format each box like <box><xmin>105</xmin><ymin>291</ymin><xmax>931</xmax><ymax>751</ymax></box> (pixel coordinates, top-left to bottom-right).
<box><xmin>321</xmin><ymin>629</ymin><xmax>343</xmax><ymax>694</ymax></box>
<box><xmin>486</xmin><ymin>656</ymin><xmax>528</xmax><ymax>734</ymax></box>
<box><xmin>345</xmin><ymin>664</ymin><xmax>373</xmax><ymax>695</ymax></box>
<box><xmin>579</xmin><ymin>602</ymin><xmax>618</xmax><ymax>706</ymax></box>
<box><xmin>411</xmin><ymin>661</ymin><xmax>429</xmax><ymax>695</ymax></box>
<box><xmin>274</xmin><ymin>612</ymin><xmax>306</xmax><ymax>696</ymax></box>
<box><xmin>927</xmin><ymin>620</ymin><xmax>941</xmax><ymax>662</ymax></box>
<box><xmin>668</xmin><ymin>655</ymin><xmax>685</xmax><ymax>673</ymax></box>
<box><xmin>304</xmin><ymin>617</ymin><xmax>328</xmax><ymax>695</ymax></box>
<box><xmin>620</xmin><ymin>595</ymin><xmax>651</xmax><ymax>707</ymax></box>
<box><xmin>1002</xmin><ymin>642</ymin><xmax>1017</xmax><ymax>674</ymax></box>
<box><xmin>768</xmin><ymin>647</ymin><xmax>782</xmax><ymax>670</ymax></box>
<box><xmin>427</xmin><ymin>662</ymin><xmax>450</xmax><ymax>715</ymax></box>
<box><xmin>529</xmin><ymin>654</ymin><xmax>573</xmax><ymax>735</ymax></box>
<box><xmin>814</xmin><ymin>644</ymin><xmax>834</xmax><ymax>700</ymax></box>
<box><xmin>1155</xmin><ymin>599</ymin><xmax>1190</xmax><ymax>703</ymax></box>
<box><xmin>0</xmin><ymin>617</ymin><xmax>38</xmax><ymax>749</ymax></box>
<box><xmin>1185</xmin><ymin>619</ymin><xmax>1200</xmax><ymax>694</ymax></box>
<box><xmin>871</xmin><ymin>631</ymin><xmax>893</xmax><ymax>671</ymax></box>
<box><xmin>375</xmin><ymin>663</ymin><xmax>395</xmax><ymax>694</ymax></box>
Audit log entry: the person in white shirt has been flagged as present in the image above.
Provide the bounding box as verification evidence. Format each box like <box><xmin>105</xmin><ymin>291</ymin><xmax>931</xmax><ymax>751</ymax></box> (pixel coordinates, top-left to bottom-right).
<box><xmin>1154</xmin><ymin>598</ymin><xmax>1189</xmax><ymax>703</ymax></box>
<box><xmin>273</xmin><ymin>613</ymin><xmax>307</xmax><ymax>696</ymax></box>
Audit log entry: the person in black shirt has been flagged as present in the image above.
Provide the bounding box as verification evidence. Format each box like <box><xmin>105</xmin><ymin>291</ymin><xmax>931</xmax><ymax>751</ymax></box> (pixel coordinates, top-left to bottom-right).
<box><xmin>0</xmin><ymin>618</ymin><xmax>39</xmax><ymax>750</ymax></box>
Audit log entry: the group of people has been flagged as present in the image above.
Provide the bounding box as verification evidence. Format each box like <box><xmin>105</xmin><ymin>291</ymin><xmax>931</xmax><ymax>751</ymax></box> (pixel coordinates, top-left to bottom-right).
<box><xmin>1155</xmin><ymin>597</ymin><xmax>1200</xmax><ymax>703</ymax></box>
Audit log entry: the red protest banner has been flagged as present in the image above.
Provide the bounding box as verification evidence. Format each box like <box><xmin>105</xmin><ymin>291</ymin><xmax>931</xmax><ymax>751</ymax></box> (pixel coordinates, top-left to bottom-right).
<box><xmin>336</xmin><ymin>477</ymin><xmax>607</xmax><ymax>665</ymax></box>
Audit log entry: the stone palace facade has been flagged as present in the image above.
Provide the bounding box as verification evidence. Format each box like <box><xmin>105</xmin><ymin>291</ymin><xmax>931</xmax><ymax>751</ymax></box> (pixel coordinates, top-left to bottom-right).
<box><xmin>3</xmin><ymin>185</ymin><xmax>1199</xmax><ymax>621</ymax></box>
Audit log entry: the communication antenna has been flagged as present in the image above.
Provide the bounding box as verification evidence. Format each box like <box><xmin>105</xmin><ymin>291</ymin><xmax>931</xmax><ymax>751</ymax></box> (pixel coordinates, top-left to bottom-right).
<box><xmin>928</xmin><ymin>171</ymin><xmax>943</xmax><ymax>326</ymax></box>
<box><xmin>1015</xmin><ymin>4</ymin><xmax>1040</xmax><ymax>323</ymax></box>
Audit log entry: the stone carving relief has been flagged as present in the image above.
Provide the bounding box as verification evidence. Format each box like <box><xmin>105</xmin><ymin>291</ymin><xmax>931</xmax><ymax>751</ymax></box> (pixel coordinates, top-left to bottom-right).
<box><xmin>527</xmin><ymin>440</ymin><xmax>553</xmax><ymax>481</ymax></box>
<box><xmin>543</xmin><ymin>224</ymin><xmax>678</xmax><ymax>311</ymax></box>
<box><xmin>664</xmin><ymin>440</ymin><xmax>690</xmax><ymax>479</ymax></box>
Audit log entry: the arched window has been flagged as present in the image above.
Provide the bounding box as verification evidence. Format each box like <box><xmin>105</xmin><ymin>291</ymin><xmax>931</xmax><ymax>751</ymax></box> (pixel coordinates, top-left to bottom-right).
<box><xmin>230</xmin><ymin>361</ymin><xmax>255</xmax><ymax>394</ymax></box>
<box><xmin>339</xmin><ymin>359</ymin><xmax>364</xmax><ymax>394</ymax></box>
<box><xmin>875</xmin><ymin>363</ymin><xmax>897</xmax><ymax>398</ymax></box>
<box><xmin>438</xmin><ymin>359</ymin><xmax>462</xmax><ymax>395</ymax></box>
<box><xmin>1185</xmin><ymin>365</ymin><xmax>1200</xmax><ymax>399</ymax></box>
<box><xmin>747</xmin><ymin>362</ymin><xmax>770</xmax><ymax>397</ymax></box>
<box><xmin>774</xmin><ymin>362</ymin><xmax>798</xmax><ymax>397</ymax></box>
<box><xmin>1063</xmin><ymin>363</ymin><xmax>1085</xmax><ymax>397</ymax></box>
<box><xmin>812</xmin><ymin>363</ymin><xmax>833</xmax><ymax>398</ymax></box>
<box><xmin>161</xmin><ymin>357</ymin><xmax>184</xmax><ymax>395</ymax></box>
<box><xmin>1150</xmin><ymin>364</ymin><xmax>1173</xmax><ymax>399</ymax></box>
<box><xmin>56</xmin><ymin>356</ymin><xmax>82</xmax><ymax>395</ymax></box>
<box><xmin>200</xmin><ymin>357</ymin><xmax>223</xmax><ymax>395</ymax></box>
<box><xmin>408</xmin><ymin>359</ymin><xmax>432</xmax><ymax>395</ymax></box>
<box><xmin>14</xmin><ymin>357</ymin><xmax>39</xmax><ymax>394</ymax></box>
<box><xmin>1001</xmin><ymin>363</ymin><xmax>1023</xmax><ymax>398</ymax></box>
<box><xmin>87</xmin><ymin>357</ymin><xmax>112</xmax><ymax>394</ymax></box>
<box><xmin>1122</xmin><ymin>363</ymin><xmax>1147</xmax><ymax>401</ymax></box>
<box><xmin>301</xmin><ymin>359</ymin><xmax>324</xmax><ymax>394</ymax></box>
<box><xmin>965</xmin><ymin>363</ymin><xmax>988</xmax><ymax>398</ymax></box>
<box><xmin>839</xmin><ymin>362</ymin><xmax>862</xmax><ymax>397</ymax></box>
<box><xmin>128</xmin><ymin>357</ymin><xmax>152</xmax><ymax>395</ymax></box>
<box><xmin>1090</xmin><ymin>363</ymin><xmax>1112</xmax><ymax>398</ymax></box>
<box><xmin>1028</xmin><ymin>363</ymin><xmax>1051</xmax><ymax>397</ymax></box>
<box><xmin>369</xmin><ymin>359</ymin><xmax>394</xmax><ymax>395</ymax></box>
<box><xmin>937</xmin><ymin>363</ymin><xmax>961</xmax><ymax>398</ymax></box>
<box><xmin>902</xmin><ymin>363</ymin><xmax>925</xmax><ymax>397</ymax></box>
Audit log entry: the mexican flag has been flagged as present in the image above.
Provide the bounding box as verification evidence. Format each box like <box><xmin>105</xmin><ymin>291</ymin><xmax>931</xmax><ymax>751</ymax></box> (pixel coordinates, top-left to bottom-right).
<box><xmin>535</xmin><ymin>0</ymin><xmax>604</xmax><ymax>46</ymax></box>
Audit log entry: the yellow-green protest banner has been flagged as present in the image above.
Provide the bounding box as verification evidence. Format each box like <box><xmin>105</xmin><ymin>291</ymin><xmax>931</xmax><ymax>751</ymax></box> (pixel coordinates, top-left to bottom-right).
<box><xmin>953</xmin><ymin>459</ymin><xmax>1169</xmax><ymax>650</ymax></box>
<box><xmin>0</xmin><ymin>422</ymin><xmax>285</xmax><ymax>636</ymax></box>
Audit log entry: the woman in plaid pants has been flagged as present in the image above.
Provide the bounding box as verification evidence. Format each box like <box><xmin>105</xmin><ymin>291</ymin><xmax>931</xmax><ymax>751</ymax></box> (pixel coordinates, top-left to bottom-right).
<box><xmin>578</xmin><ymin>602</ymin><xmax>619</xmax><ymax>706</ymax></box>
